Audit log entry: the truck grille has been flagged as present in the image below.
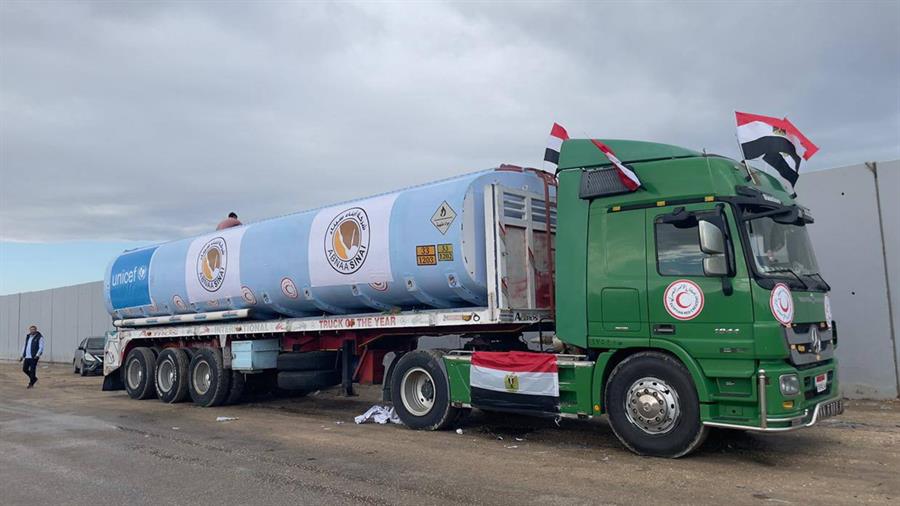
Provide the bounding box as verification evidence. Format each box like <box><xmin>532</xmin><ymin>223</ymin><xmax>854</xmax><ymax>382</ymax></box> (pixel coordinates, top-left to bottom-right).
<box><xmin>785</xmin><ymin>323</ymin><xmax>834</xmax><ymax>366</ymax></box>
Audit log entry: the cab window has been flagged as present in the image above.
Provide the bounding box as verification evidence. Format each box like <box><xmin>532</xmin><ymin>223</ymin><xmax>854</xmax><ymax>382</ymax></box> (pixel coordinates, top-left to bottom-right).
<box><xmin>655</xmin><ymin>221</ymin><xmax>704</xmax><ymax>276</ymax></box>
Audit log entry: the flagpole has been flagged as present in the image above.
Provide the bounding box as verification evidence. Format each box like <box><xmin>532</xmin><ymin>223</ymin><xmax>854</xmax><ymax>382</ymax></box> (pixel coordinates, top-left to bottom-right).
<box><xmin>733</xmin><ymin>110</ymin><xmax>755</xmax><ymax>182</ymax></box>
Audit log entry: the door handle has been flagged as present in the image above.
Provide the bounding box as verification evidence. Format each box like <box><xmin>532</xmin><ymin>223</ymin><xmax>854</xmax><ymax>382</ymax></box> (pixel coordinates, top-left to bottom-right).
<box><xmin>653</xmin><ymin>324</ymin><xmax>676</xmax><ymax>335</ymax></box>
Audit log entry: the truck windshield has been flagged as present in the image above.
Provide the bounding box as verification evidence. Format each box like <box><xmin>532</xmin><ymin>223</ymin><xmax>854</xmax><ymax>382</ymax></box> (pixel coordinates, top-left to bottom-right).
<box><xmin>744</xmin><ymin>216</ymin><xmax>822</xmax><ymax>283</ymax></box>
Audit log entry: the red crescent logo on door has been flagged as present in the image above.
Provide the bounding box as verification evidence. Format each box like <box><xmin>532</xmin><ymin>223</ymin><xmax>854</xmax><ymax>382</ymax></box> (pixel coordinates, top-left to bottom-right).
<box><xmin>770</xmin><ymin>283</ymin><xmax>794</xmax><ymax>325</ymax></box>
<box><xmin>664</xmin><ymin>280</ymin><xmax>705</xmax><ymax>321</ymax></box>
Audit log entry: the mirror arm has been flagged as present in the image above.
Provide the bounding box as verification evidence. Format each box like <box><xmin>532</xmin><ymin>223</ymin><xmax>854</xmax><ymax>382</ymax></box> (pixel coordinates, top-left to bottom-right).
<box><xmin>721</xmin><ymin>276</ymin><xmax>733</xmax><ymax>296</ymax></box>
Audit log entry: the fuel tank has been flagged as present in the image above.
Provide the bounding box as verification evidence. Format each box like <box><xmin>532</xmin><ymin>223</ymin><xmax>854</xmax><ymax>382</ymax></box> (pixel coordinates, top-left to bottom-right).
<box><xmin>104</xmin><ymin>168</ymin><xmax>548</xmax><ymax>319</ymax></box>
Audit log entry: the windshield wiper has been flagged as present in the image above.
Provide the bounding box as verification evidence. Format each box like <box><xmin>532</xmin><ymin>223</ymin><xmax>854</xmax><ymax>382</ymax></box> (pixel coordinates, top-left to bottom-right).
<box><xmin>808</xmin><ymin>272</ymin><xmax>831</xmax><ymax>291</ymax></box>
<box><xmin>766</xmin><ymin>268</ymin><xmax>810</xmax><ymax>290</ymax></box>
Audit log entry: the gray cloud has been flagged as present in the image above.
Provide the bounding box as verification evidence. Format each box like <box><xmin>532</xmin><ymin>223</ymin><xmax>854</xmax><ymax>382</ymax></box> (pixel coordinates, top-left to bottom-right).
<box><xmin>1</xmin><ymin>0</ymin><xmax>898</xmax><ymax>242</ymax></box>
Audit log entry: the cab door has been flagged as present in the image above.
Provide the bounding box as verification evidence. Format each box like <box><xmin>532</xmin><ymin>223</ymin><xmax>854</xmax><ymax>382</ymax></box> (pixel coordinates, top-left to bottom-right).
<box><xmin>646</xmin><ymin>203</ymin><xmax>754</xmax><ymax>360</ymax></box>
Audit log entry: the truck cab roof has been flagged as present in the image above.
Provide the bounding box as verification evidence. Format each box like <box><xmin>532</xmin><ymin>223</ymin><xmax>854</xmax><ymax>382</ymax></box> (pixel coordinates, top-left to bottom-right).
<box><xmin>557</xmin><ymin>138</ymin><xmax>795</xmax><ymax>206</ymax></box>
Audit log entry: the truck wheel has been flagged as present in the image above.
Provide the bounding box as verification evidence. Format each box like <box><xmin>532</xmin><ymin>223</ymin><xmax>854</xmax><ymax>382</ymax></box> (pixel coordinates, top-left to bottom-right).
<box><xmin>73</xmin><ymin>360</ymin><xmax>79</xmax><ymax>374</ymax></box>
<box><xmin>276</xmin><ymin>351</ymin><xmax>339</xmax><ymax>371</ymax></box>
<box><xmin>224</xmin><ymin>370</ymin><xmax>246</xmax><ymax>405</ymax></box>
<box><xmin>155</xmin><ymin>348</ymin><xmax>190</xmax><ymax>403</ymax></box>
<box><xmin>124</xmin><ymin>347</ymin><xmax>157</xmax><ymax>400</ymax></box>
<box><xmin>390</xmin><ymin>350</ymin><xmax>459</xmax><ymax>430</ymax></box>
<box><xmin>605</xmin><ymin>351</ymin><xmax>708</xmax><ymax>458</ymax></box>
<box><xmin>276</xmin><ymin>370</ymin><xmax>340</xmax><ymax>391</ymax></box>
<box><xmin>188</xmin><ymin>348</ymin><xmax>231</xmax><ymax>407</ymax></box>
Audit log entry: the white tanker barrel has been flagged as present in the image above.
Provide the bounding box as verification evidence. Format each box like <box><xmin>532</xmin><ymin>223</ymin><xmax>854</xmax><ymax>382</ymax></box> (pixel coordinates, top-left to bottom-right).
<box><xmin>104</xmin><ymin>168</ymin><xmax>549</xmax><ymax>319</ymax></box>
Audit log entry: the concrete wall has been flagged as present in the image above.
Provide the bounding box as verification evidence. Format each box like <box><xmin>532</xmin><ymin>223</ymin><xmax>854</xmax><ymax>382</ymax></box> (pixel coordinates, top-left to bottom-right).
<box><xmin>801</xmin><ymin>160</ymin><xmax>900</xmax><ymax>399</ymax></box>
<box><xmin>0</xmin><ymin>281</ymin><xmax>113</xmax><ymax>364</ymax></box>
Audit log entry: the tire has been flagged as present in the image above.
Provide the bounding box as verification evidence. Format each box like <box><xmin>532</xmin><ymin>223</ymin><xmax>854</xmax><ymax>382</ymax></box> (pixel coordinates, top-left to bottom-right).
<box><xmin>188</xmin><ymin>348</ymin><xmax>231</xmax><ymax>407</ymax></box>
<box><xmin>390</xmin><ymin>350</ymin><xmax>459</xmax><ymax>430</ymax></box>
<box><xmin>73</xmin><ymin>360</ymin><xmax>79</xmax><ymax>374</ymax></box>
<box><xmin>155</xmin><ymin>348</ymin><xmax>191</xmax><ymax>403</ymax></box>
<box><xmin>276</xmin><ymin>351</ymin><xmax>339</xmax><ymax>372</ymax></box>
<box><xmin>224</xmin><ymin>370</ymin><xmax>246</xmax><ymax>405</ymax></box>
<box><xmin>277</xmin><ymin>370</ymin><xmax>340</xmax><ymax>391</ymax></box>
<box><xmin>604</xmin><ymin>351</ymin><xmax>708</xmax><ymax>458</ymax></box>
<box><xmin>124</xmin><ymin>347</ymin><xmax>157</xmax><ymax>400</ymax></box>
<box><xmin>80</xmin><ymin>362</ymin><xmax>88</xmax><ymax>377</ymax></box>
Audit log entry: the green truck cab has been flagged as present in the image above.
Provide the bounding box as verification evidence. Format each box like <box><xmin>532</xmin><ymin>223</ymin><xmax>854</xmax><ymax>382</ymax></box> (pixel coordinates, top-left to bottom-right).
<box><xmin>446</xmin><ymin>139</ymin><xmax>842</xmax><ymax>457</ymax></box>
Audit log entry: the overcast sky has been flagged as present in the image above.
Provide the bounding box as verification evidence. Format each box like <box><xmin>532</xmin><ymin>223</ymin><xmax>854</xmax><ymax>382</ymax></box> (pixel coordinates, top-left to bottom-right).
<box><xmin>0</xmin><ymin>1</ymin><xmax>898</xmax><ymax>249</ymax></box>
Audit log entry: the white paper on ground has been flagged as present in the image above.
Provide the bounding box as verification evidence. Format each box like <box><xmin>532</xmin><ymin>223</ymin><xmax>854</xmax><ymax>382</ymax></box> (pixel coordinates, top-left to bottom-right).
<box><xmin>354</xmin><ymin>405</ymin><xmax>401</xmax><ymax>425</ymax></box>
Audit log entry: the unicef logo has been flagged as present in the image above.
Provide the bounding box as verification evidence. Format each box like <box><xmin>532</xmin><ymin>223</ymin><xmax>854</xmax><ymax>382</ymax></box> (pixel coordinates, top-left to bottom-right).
<box><xmin>663</xmin><ymin>280</ymin><xmax>705</xmax><ymax>321</ymax></box>
<box><xmin>137</xmin><ymin>265</ymin><xmax>147</xmax><ymax>281</ymax></box>
<box><xmin>324</xmin><ymin>207</ymin><xmax>370</xmax><ymax>275</ymax></box>
<box><xmin>197</xmin><ymin>237</ymin><xmax>227</xmax><ymax>292</ymax></box>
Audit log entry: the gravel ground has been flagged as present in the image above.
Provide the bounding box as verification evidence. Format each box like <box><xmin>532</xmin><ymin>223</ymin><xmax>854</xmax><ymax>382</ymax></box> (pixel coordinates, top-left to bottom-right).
<box><xmin>1</xmin><ymin>360</ymin><xmax>898</xmax><ymax>505</ymax></box>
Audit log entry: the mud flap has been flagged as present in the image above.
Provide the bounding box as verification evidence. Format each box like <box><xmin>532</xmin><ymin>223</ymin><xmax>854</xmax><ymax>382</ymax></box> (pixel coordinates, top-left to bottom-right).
<box><xmin>102</xmin><ymin>369</ymin><xmax>125</xmax><ymax>391</ymax></box>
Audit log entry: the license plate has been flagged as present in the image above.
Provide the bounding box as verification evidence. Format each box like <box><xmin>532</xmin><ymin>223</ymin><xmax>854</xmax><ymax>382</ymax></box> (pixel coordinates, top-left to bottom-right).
<box><xmin>815</xmin><ymin>373</ymin><xmax>827</xmax><ymax>393</ymax></box>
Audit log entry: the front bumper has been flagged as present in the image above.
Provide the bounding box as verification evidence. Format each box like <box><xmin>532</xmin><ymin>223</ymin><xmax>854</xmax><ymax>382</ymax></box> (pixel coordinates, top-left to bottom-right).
<box><xmin>83</xmin><ymin>359</ymin><xmax>104</xmax><ymax>373</ymax></box>
<box><xmin>704</xmin><ymin>395</ymin><xmax>843</xmax><ymax>432</ymax></box>
<box><xmin>704</xmin><ymin>362</ymin><xmax>843</xmax><ymax>432</ymax></box>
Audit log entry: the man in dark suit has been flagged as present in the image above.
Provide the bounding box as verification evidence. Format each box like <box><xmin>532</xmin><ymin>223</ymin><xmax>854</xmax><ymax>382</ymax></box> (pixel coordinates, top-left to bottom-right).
<box><xmin>18</xmin><ymin>325</ymin><xmax>44</xmax><ymax>388</ymax></box>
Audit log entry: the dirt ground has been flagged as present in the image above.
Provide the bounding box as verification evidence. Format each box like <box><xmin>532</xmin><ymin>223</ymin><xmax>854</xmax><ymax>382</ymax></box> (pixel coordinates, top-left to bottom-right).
<box><xmin>1</xmin><ymin>361</ymin><xmax>897</xmax><ymax>506</ymax></box>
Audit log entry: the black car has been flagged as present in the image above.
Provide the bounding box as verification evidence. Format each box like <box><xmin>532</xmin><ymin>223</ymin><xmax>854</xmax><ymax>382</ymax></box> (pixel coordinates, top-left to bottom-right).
<box><xmin>73</xmin><ymin>336</ymin><xmax>106</xmax><ymax>376</ymax></box>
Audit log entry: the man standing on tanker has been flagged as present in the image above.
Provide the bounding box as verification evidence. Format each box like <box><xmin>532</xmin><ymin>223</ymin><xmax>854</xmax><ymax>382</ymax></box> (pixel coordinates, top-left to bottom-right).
<box><xmin>19</xmin><ymin>325</ymin><xmax>44</xmax><ymax>388</ymax></box>
<box><xmin>216</xmin><ymin>212</ymin><xmax>242</xmax><ymax>230</ymax></box>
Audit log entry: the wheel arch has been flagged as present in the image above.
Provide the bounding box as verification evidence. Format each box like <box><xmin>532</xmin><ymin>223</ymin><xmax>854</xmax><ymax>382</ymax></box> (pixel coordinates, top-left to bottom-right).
<box><xmin>594</xmin><ymin>342</ymin><xmax>713</xmax><ymax>411</ymax></box>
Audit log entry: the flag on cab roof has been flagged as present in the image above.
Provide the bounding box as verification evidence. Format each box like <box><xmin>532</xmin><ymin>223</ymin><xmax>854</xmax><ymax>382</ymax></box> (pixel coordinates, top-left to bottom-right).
<box><xmin>543</xmin><ymin>122</ymin><xmax>569</xmax><ymax>170</ymax></box>
<box><xmin>735</xmin><ymin>111</ymin><xmax>818</xmax><ymax>195</ymax></box>
<box><xmin>590</xmin><ymin>139</ymin><xmax>642</xmax><ymax>191</ymax></box>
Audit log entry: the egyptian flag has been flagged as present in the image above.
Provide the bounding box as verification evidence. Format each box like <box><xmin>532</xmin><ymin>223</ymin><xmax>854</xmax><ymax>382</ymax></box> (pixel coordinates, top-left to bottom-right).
<box><xmin>591</xmin><ymin>139</ymin><xmax>642</xmax><ymax>191</ymax></box>
<box><xmin>736</xmin><ymin>112</ymin><xmax>818</xmax><ymax>194</ymax></box>
<box><xmin>470</xmin><ymin>351</ymin><xmax>559</xmax><ymax>414</ymax></box>
<box><xmin>543</xmin><ymin>122</ymin><xmax>569</xmax><ymax>170</ymax></box>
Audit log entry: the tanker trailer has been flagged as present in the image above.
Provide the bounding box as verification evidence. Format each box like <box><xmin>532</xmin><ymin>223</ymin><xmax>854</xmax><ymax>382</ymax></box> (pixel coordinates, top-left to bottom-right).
<box><xmin>104</xmin><ymin>168</ymin><xmax>550</xmax><ymax>321</ymax></box>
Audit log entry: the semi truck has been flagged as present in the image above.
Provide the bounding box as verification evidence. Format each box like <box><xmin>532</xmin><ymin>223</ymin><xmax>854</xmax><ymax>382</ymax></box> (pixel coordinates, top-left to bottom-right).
<box><xmin>102</xmin><ymin>138</ymin><xmax>842</xmax><ymax>457</ymax></box>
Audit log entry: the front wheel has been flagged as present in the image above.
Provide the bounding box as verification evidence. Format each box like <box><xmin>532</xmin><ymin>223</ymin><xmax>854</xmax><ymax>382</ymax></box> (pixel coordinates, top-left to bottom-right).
<box><xmin>390</xmin><ymin>350</ymin><xmax>459</xmax><ymax>430</ymax></box>
<box><xmin>605</xmin><ymin>351</ymin><xmax>708</xmax><ymax>458</ymax></box>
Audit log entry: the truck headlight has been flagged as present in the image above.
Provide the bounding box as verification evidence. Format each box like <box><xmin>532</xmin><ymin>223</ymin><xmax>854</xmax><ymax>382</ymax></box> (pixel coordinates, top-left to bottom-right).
<box><xmin>84</xmin><ymin>353</ymin><xmax>97</xmax><ymax>362</ymax></box>
<box><xmin>779</xmin><ymin>374</ymin><xmax>800</xmax><ymax>396</ymax></box>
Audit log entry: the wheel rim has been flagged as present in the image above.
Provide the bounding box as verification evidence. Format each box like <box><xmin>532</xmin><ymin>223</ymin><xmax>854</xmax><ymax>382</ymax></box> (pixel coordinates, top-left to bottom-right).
<box><xmin>624</xmin><ymin>376</ymin><xmax>681</xmax><ymax>434</ymax></box>
<box><xmin>158</xmin><ymin>358</ymin><xmax>176</xmax><ymax>393</ymax></box>
<box><xmin>400</xmin><ymin>367</ymin><xmax>436</xmax><ymax>417</ymax></box>
<box><xmin>126</xmin><ymin>358</ymin><xmax>143</xmax><ymax>390</ymax></box>
<box><xmin>193</xmin><ymin>360</ymin><xmax>212</xmax><ymax>395</ymax></box>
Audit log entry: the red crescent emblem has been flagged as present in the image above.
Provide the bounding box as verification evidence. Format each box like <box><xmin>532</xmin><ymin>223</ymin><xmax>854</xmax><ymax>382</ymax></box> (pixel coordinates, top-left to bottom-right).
<box><xmin>675</xmin><ymin>291</ymin><xmax>691</xmax><ymax>309</ymax></box>
<box><xmin>778</xmin><ymin>296</ymin><xmax>790</xmax><ymax>312</ymax></box>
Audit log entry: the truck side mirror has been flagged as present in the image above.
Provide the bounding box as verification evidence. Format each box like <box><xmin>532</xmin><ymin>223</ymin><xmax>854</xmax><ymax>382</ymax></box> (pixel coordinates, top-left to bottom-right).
<box><xmin>703</xmin><ymin>255</ymin><xmax>728</xmax><ymax>277</ymax></box>
<box><xmin>698</xmin><ymin>220</ymin><xmax>725</xmax><ymax>255</ymax></box>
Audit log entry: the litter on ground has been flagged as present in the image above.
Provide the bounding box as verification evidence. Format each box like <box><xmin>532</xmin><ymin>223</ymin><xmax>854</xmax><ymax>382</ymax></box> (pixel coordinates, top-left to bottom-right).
<box><xmin>354</xmin><ymin>405</ymin><xmax>401</xmax><ymax>425</ymax></box>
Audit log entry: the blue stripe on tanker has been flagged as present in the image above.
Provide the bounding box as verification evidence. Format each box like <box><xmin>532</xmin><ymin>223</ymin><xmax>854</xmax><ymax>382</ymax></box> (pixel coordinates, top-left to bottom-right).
<box><xmin>104</xmin><ymin>168</ymin><xmax>547</xmax><ymax>319</ymax></box>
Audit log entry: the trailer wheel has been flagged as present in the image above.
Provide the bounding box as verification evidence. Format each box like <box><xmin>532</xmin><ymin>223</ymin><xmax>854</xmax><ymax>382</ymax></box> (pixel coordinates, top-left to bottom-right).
<box><xmin>605</xmin><ymin>351</ymin><xmax>708</xmax><ymax>458</ymax></box>
<box><xmin>276</xmin><ymin>351</ymin><xmax>339</xmax><ymax>372</ymax></box>
<box><xmin>188</xmin><ymin>348</ymin><xmax>231</xmax><ymax>407</ymax></box>
<box><xmin>155</xmin><ymin>348</ymin><xmax>190</xmax><ymax>403</ymax></box>
<box><xmin>224</xmin><ymin>370</ymin><xmax>246</xmax><ymax>405</ymax></box>
<box><xmin>390</xmin><ymin>350</ymin><xmax>459</xmax><ymax>430</ymax></box>
<box><xmin>124</xmin><ymin>347</ymin><xmax>157</xmax><ymax>400</ymax></box>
